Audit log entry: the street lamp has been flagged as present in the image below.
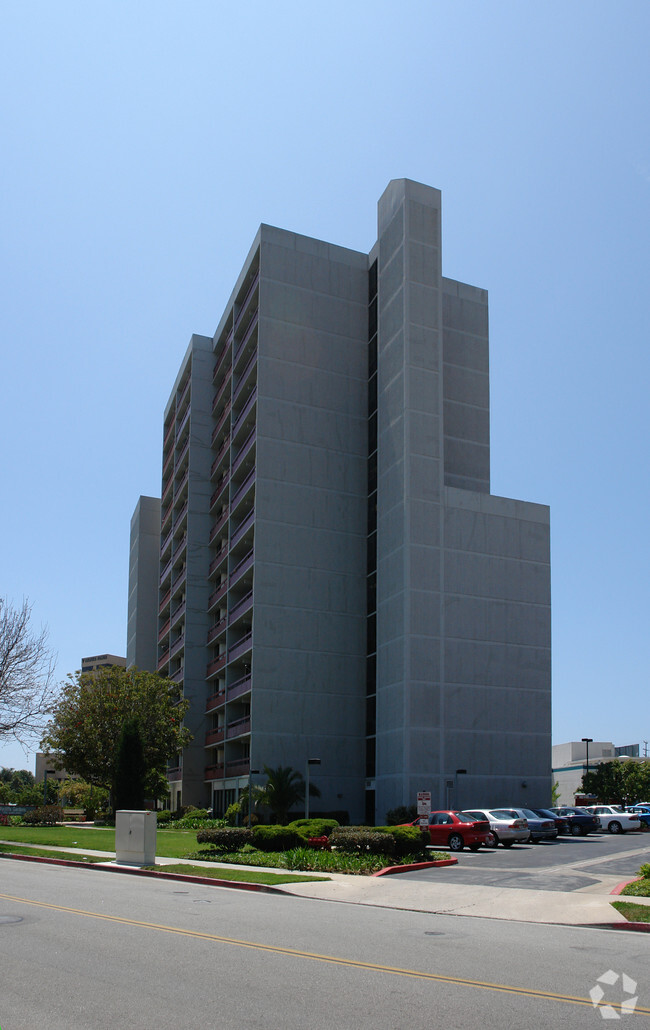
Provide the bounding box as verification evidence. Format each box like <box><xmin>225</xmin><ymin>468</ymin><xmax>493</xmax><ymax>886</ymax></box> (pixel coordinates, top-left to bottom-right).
<box><xmin>582</xmin><ymin>737</ymin><xmax>593</xmax><ymax>785</ymax></box>
<box><xmin>305</xmin><ymin>758</ymin><xmax>321</xmax><ymax>820</ymax></box>
<box><xmin>248</xmin><ymin>768</ymin><xmax>259</xmax><ymax>828</ymax></box>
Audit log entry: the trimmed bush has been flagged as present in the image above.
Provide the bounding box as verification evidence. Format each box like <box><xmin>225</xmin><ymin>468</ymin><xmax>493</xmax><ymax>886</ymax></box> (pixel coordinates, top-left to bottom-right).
<box><xmin>22</xmin><ymin>805</ymin><xmax>63</xmax><ymax>826</ymax></box>
<box><xmin>196</xmin><ymin>827</ymin><xmax>253</xmax><ymax>850</ymax></box>
<box><xmin>156</xmin><ymin>810</ymin><xmax>172</xmax><ymax>824</ymax></box>
<box><xmin>287</xmin><ymin>818</ymin><xmax>339</xmax><ymax>839</ymax></box>
<box><xmin>252</xmin><ymin>825</ymin><xmax>305</xmax><ymax>852</ymax></box>
<box><xmin>373</xmin><ymin>825</ymin><xmax>427</xmax><ymax>856</ymax></box>
<box><xmin>329</xmin><ymin>827</ymin><xmax>397</xmax><ymax>856</ymax></box>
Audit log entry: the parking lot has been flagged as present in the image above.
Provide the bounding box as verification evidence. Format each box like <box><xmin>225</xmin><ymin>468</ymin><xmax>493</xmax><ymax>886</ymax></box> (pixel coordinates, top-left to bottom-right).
<box><xmin>403</xmin><ymin>830</ymin><xmax>650</xmax><ymax>892</ymax></box>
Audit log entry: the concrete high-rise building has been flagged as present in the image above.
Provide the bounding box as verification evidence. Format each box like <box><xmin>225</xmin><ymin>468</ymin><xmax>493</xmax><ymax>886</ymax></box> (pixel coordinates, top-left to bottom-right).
<box><xmin>127</xmin><ymin>495</ymin><xmax>162</xmax><ymax>671</ymax></box>
<box><xmin>144</xmin><ymin>179</ymin><xmax>551</xmax><ymax>820</ymax></box>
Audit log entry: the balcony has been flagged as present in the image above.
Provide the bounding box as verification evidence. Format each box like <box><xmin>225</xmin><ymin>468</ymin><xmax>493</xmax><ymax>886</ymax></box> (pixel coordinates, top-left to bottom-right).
<box><xmin>231</xmin><ymin>386</ymin><xmax>257</xmax><ymax>440</ymax></box>
<box><xmin>210</xmin><ymin>435</ymin><xmax>230</xmax><ymax>479</ymax></box>
<box><xmin>228</xmin><ymin>631</ymin><xmax>252</xmax><ymax>663</ymax></box>
<box><xmin>205</xmin><ymin>689</ymin><xmax>226</xmax><ymax>714</ymax></box>
<box><xmin>157</xmin><ymin>647</ymin><xmax>169</xmax><ymax>672</ymax></box>
<box><xmin>228</xmin><ymin>673</ymin><xmax>252</xmax><ymax>701</ymax></box>
<box><xmin>205</xmin><ymin>727</ymin><xmax>225</xmax><ymax>746</ymax></box>
<box><xmin>230</xmin><ymin>469</ymin><xmax>255</xmax><ymax>515</ymax></box>
<box><xmin>177</xmin><ymin>375</ymin><xmax>191</xmax><ymax>412</ymax></box>
<box><xmin>162</xmin><ymin>475</ymin><xmax>173</xmax><ymax>505</ymax></box>
<box><xmin>227</xmin><ymin>716</ymin><xmax>251</xmax><ymax>739</ymax></box>
<box><xmin>209</xmin><ymin>507</ymin><xmax>229</xmax><ymax>544</ymax></box>
<box><xmin>176</xmin><ymin>404</ymin><xmax>191</xmax><ymax>439</ymax></box>
<box><xmin>233</xmin><ymin>348</ymin><xmax>258</xmax><ymax>404</ymax></box>
<box><xmin>234</xmin><ymin>309</ymin><xmax>259</xmax><ymax>365</ymax></box>
<box><xmin>206</xmin><ymin>653</ymin><xmax>227</xmax><ymax>679</ymax></box>
<box><xmin>229</xmin><ymin>590</ymin><xmax>253</xmax><ymax>625</ymax></box>
<box><xmin>207</xmin><ymin>580</ymin><xmax>228</xmax><ymax>611</ymax></box>
<box><xmin>163</xmin><ymin>419</ymin><xmax>174</xmax><ymax>449</ymax></box>
<box><xmin>212</xmin><ymin>334</ymin><xmax>232</xmax><ymax>381</ymax></box>
<box><xmin>159</xmin><ymin>558</ymin><xmax>172</xmax><ymax>587</ymax></box>
<box><xmin>211</xmin><ymin>401</ymin><xmax>231</xmax><ymax>446</ymax></box>
<box><xmin>171</xmin><ymin>566</ymin><xmax>187</xmax><ymax>592</ymax></box>
<box><xmin>169</xmin><ymin>634</ymin><xmax>185</xmax><ymax>659</ymax></box>
<box><xmin>176</xmin><ymin>434</ymin><xmax>190</xmax><ymax>468</ymax></box>
<box><xmin>234</xmin><ymin>270</ymin><xmax>259</xmax><ymax>329</ymax></box>
<box><xmin>231</xmin><ymin>427</ymin><xmax>256</xmax><ymax>477</ymax></box>
<box><xmin>207</xmin><ymin>616</ymin><xmax>227</xmax><ymax>645</ymax></box>
<box><xmin>208</xmin><ymin>543</ymin><xmax>228</xmax><ymax>579</ymax></box>
<box><xmin>158</xmin><ymin>586</ymin><xmax>171</xmax><ymax>614</ymax></box>
<box><xmin>209</xmin><ymin>473</ymin><xmax>229</xmax><ymax>512</ymax></box>
<box><xmin>229</xmin><ymin>549</ymin><xmax>254</xmax><ymax>588</ymax></box>
<box><xmin>173</xmin><ymin>501</ymin><xmax>188</xmax><ymax>531</ymax></box>
<box><xmin>170</xmin><ymin>668</ymin><xmax>184</xmax><ymax>684</ymax></box>
<box><xmin>158</xmin><ymin>618</ymin><xmax>170</xmax><ymax>643</ymax></box>
<box><xmin>167</xmin><ymin>767</ymin><xmax>182</xmax><ymax>781</ymax></box>
<box><xmin>230</xmin><ymin>509</ymin><xmax>254</xmax><ymax>550</ymax></box>
<box><xmin>205</xmin><ymin>764</ymin><xmax>225</xmax><ymax>781</ymax></box>
<box><xmin>160</xmin><ymin>525</ymin><xmax>173</xmax><ymax>558</ymax></box>
<box><xmin>170</xmin><ymin>599</ymin><xmax>186</xmax><ymax>628</ymax></box>
<box><xmin>226</xmin><ymin>758</ymin><xmax>250</xmax><ymax>776</ymax></box>
<box><xmin>212</xmin><ymin>374</ymin><xmax>231</xmax><ymax>415</ymax></box>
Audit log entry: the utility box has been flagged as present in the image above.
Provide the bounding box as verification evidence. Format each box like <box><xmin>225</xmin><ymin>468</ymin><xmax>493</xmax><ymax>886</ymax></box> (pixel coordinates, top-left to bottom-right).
<box><xmin>115</xmin><ymin>810</ymin><xmax>157</xmax><ymax>866</ymax></box>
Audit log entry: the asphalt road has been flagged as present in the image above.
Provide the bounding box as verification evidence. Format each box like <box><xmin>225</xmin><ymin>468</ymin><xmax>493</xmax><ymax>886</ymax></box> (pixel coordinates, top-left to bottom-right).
<box><xmin>403</xmin><ymin>830</ymin><xmax>650</xmax><ymax>892</ymax></box>
<box><xmin>0</xmin><ymin>859</ymin><xmax>648</xmax><ymax>1029</ymax></box>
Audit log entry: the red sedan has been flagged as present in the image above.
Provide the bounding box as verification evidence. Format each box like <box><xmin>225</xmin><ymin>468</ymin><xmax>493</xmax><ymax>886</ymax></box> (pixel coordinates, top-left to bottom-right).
<box><xmin>405</xmin><ymin>811</ymin><xmax>492</xmax><ymax>852</ymax></box>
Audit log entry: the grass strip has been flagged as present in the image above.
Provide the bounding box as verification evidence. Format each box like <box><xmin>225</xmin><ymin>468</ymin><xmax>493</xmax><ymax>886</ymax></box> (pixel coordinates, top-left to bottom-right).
<box><xmin>611</xmin><ymin>901</ymin><xmax>650</xmax><ymax>923</ymax></box>
<box><xmin>149</xmin><ymin>863</ymin><xmax>328</xmax><ymax>885</ymax></box>
<box><xmin>0</xmin><ymin>843</ymin><xmax>105</xmax><ymax>863</ymax></box>
<box><xmin>619</xmin><ymin>878</ymin><xmax>650</xmax><ymax>898</ymax></box>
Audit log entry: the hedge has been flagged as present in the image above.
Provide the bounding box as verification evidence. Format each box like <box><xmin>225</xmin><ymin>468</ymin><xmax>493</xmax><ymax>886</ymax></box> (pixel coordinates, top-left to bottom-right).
<box><xmin>196</xmin><ymin>827</ymin><xmax>253</xmax><ymax>850</ymax></box>
<box><xmin>286</xmin><ymin>818</ymin><xmax>339</xmax><ymax>840</ymax></box>
<box><xmin>252</xmin><ymin>825</ymin><xmax>304</xmax><ymax>851</ymax></box>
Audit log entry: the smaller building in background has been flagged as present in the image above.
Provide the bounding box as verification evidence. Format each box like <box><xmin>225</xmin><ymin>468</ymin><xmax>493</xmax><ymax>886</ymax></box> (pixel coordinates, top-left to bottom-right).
<box><xmin>127</xmin><ymin>495</ymin><xmax>161</xmax><ymax>672</ymax></box>
<box><xmin>81</xmin><ymin>654</ymin><xmax>126</xmax><ymax>674</ymax></box>
<box><xmin>552</xmin><ymin>741</ymin><xmax>646</xmax><ymax>804</ymax></box>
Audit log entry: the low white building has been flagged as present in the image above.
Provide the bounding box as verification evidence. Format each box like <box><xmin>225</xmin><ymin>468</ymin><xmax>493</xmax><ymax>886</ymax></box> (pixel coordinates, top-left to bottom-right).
<box><xmin>552</xmin><ymin>741</ymin><xmax>643</xmax><ymax>805</ymax></box>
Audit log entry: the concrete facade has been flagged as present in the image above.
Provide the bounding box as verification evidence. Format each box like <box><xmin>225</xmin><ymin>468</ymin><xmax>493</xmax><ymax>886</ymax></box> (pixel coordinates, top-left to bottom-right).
<box><xmin>127</xmin><ymin>495</ymin><xmax>161</xmax><ymax>671</ymax></box>
<box><xmin>139</xmin><ymin>179</ymin><xmax>551</xmax><ymax>822</ymax></box>
<box><xmin>552</xmin><ymin>740</ymin><xmax>645</xmax><ymax>804</ymax></box>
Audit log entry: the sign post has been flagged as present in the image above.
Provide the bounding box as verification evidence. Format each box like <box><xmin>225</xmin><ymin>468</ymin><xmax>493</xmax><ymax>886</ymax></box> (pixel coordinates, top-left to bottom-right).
<box><xmin>417</xmin><ymin>791</ymin><xmax>431</xmax><ymax>827</ymax></box>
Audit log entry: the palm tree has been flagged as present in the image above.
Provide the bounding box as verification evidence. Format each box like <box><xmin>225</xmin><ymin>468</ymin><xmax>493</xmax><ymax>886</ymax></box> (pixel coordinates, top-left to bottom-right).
<box><xmin>258</xmin><ymin>765</ymin><xmax>320</xmax><ymax>825</ymax></box>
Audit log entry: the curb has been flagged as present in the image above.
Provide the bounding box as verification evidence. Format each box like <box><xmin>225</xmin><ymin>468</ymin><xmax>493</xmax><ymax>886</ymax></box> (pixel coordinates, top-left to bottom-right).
<box><xmin>373</xmin><ymin>858</ymin><xmax>458</xmax><ymax>876</ymax></box>
<box><xmin>0</xmin><ymin>851</ymin><xmax>288</xmax><ymax>894</ymax></box>
<box><xmin>610</xmin><ymin>877</ymin><xmax>643</xmax><ymax>895</ymax></box>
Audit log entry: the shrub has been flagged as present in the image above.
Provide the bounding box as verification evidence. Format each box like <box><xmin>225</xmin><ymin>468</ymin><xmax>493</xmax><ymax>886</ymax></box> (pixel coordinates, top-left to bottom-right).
<box><xmin>639</xmin><ymin>863</ymin><xmax>650</xmax><ymax>879</ymax></box>
<box><xmin>374</xmin><ymin>825</ymin><xmax>427</xmax><ymax>856</ymax></box>
<box><xmin>22</xmin><ymin>805</ymin><xmax>63</xmax><ymax>826</ymax></box>
<box><xmin>196</xmin><ymin>827</ymin><xmax>253</xmax><ymax>850</ymax></box>
<box><xmin>385</xmin><ymin>805</ymin><xmax>418</xmax><ymax>826</ymax></box>
<box><xmin>287</xmin><ymin>818</ymin><xmax>339</xmax><ymax>839</ymax></box>
<box><xmin>156</xmin><ymin>810</ymin><xmax>172</xmax><ymax>825</ymax></box>
<box><xmin>252</xmin><ymin>825</ymin><xmax>304</xmax><ymax>852</ymax></box>
<box><xmin>329</xmin><ymin>827</ymin><xmax>397</xmax><ymax>856</ymax></box>
<box><xmin>175</xmin><ymin>816</ymin><xmax>226</xmax><ymax>830</ymax></box>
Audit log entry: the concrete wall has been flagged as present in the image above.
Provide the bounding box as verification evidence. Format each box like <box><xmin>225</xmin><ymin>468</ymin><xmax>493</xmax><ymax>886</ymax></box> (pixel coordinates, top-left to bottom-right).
<box><xmin>127</xmin><ymin>495</ymin><xmax>161</xmax><ymax>671</ymax></box>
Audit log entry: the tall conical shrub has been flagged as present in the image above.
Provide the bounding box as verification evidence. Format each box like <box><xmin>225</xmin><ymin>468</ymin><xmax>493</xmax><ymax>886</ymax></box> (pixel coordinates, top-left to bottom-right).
<box><xmin>114</xmin><ymin>716</ymin><xmax>146</xmax><ymax>811</ymax></box>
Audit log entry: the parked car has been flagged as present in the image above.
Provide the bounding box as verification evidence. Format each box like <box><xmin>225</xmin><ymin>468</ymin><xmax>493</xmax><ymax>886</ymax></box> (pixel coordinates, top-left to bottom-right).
<box><xmin>532</xmin><ymin>808</ymin><xmax>570</xmax><ymax>834</ymax></box>
<box><xmin>405</xmin><ymin>811</ymin><xmax>492</xmax><ymax>852</ymax></box>
<box><xmin>494</xmin><ymin>808</ymin><xmax>558</xmax><ymax>842</ymax></box>
<box><xmin>548</xmin><ymin>806</ymin><xmax>600</xmax><ymax>836</ymax></box>
<box><xmin>462</xmin><ymin>808</ymin><xmax>530</xmax><ymax>848</ymax></box>
<box><xmin>627</xmin><ymin>804</ymin><xmax>650</xmax><ymax>829</ymax></box>
<box><xmin>581</xmin><ymin>805</ymin><xmax>641</xmax><ymax>834</ymax></box>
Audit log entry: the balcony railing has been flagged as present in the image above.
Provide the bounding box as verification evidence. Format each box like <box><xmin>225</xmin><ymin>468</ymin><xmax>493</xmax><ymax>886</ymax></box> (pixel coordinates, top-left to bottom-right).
<box><xmin>158</xmin><ymin>618</ymin><xmax>170</xmax><ymax>643</ymax></box>
<box><xmin>230</xmin><ymin>508</ymin><xmax>254</xmax><ymax>550</ymax></box>
<box><xmin>157</xmin><ymin>648</ymin><xmax>169</xmax><ymax>672</ymax></box>
<box><xmin>209</xmin><ymin>473</ymin><xmax>229</xmax><ymax>511</ymax></box>
<box><xmin>209</xmin><ymin>507</ymin><xmax>229</xmax><ymax>544</ymax></box>
<box><xmin>170</xmin><ymin>600</ymin><xmax>186</xmax><ymax>627</ymax></box>
<box><xmin>158</xmin><ymin>586</ymin><xmax>171</xmax><ymax>613</ymax></box>
<box><xmin>212</xmin><ymin>336</ymin><xmax>232</xmax><ymax>381</ymax></box>
<box><xmin>177</xmin><ymin>376</ymin><xmax>191</xmax><ymax>412</ymax></box>
<box><xmin>205</xmin><ymin>764</ymin><xmax>225</xmax><ymax>781</ymax></box>
<box><xmin>233</xmin><ymin>349</ymin><xmax>258</xmax><ymax>404</ymax></box>
<box><xmin>229</xmin><ymin>590</ymin><xmax>253</xmax><ymax>625</ymax></box>
<box><xmin>205</xmin><ymin>727</ymin><xmax>225</xmax><ymax>746</ymax></box>
<box><xmin>171</xmin><ymin>566</ymin><xmax>187</xmax><ymax>591</ymax></box>
<box><xmin>234</xmin><ymin>271</ymin><xmax>259</xmax><ymax>328</ymax></box>
<box><xmin>212</xmin><ymin>374</ymin><xmax>230</xmax><ymax>415</ymax></box>
<box><xmin>206</xmin><ymin>653</ymin><xmax>227</xmax><ymax>679</ymax></box>
<box><xmin>231</xmin><ymin>387</ymin><xmax>257</xmax><ymax>439</ymax></box>
<box><xmin>160</xmin><ymin>525</ymin><xmax>173</xmax><ymax>557</ymax></box>
<box><xmin>228</xmin><ymin>632</ymin><xmax>253</xmax><ymax>663</ymax></box>
<box><xmin>229</xmin><ymin>549</ymin><xmax>254</xmax><ymax>586</ymax></box>
<box><xmin>226</xmin><ymin>758</ymin><xmax>250</xmax><ymax>776</ymax></box>
<box><xmin>163</xmin><ymin>419</ymin><xmax>175</xmax><ymax>448</ymax></box>
<box><xmin>211</xmin><ymin>401</ymin><xmax>231</xmax><ymax>446</ymax></box>
<box><xmin>176</xmin><ymin>403</ymin><xmax>191</xmax><ymax>438</ymax></box>
<box><xmin>234</xmin><ymin>309</ymin><xmax>259</xmax><ymax>364</ymax></box>
<box><xmin>210</xmin><ymin>435</ymin><xmax>230</xmax><ymax>478</ymax></box>
<box><xmin>207</xmin><ymin>615</ymin><xmax>227</xmax><ymax>645</ymax></box>
<box><xmin>169</xmin><ymin>634</ymin><xmax>185</xmax><ymax>659</ymax></box>
<box><xmin>230</xmin><ymin>469</ymin><xmax>255</xmax><ymax>513</ymax></box>
<box><xmin>228</xmin><ymin>674</ymin><xmax>252</xmax><ymax>701</ymax></box>
<box><xmin>208</xmin><ymin>544</ymin><xmax>228</xmax><ymax>579</ymax></box>
<box><xmin>227</xmin><ymin>717</ymin><xmax>251</xmax><ymax>739</ymax></box>
<box><xmin>205</xmin><ymin>689</ymin><xmax>226</xmax><ymax>714</ymax></box>
<box><xmin>207</xmin><ymin>580</ymin><xmax>228</xmax><ymax>611</ymax></box>
<box><xmin>173</xmin><ymin>500</ymin><xmax>189</xmax><ymax>530</ymax></box>
<box><xmin>170</xmin><ymin>668</ymin><xmax>184</xmax><ymax>684</ymax></box>
<box><xmin>166</xmin><ymin>767</ymin><xmax>182</xmax><ymax>781</ymax></box>
<box><xmin>231</xmin><ymin>426</ymin><xmax>256</xmax><ymax>477</ymax></box>
<box><xmin>159</xmin><ymin>558</ymin><xmax>172</xmax><ymax>586</ymax></box>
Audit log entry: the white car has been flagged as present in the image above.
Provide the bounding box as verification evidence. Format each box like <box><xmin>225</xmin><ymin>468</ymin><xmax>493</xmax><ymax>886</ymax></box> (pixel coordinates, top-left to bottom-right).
<box><xmin>582</xmin><ymin>805</ymin><xmax>641</xmax><ymax>834</ymax></box>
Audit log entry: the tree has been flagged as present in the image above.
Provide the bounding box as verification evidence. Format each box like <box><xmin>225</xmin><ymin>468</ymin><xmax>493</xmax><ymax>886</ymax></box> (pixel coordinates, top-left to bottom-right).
<box><xmin>580</xmin><ymin>760</ymin><xmax>650</xmax><ymax>805</ymax></box>
<box><xmin>58</xmin><ymin>779</ymin><xmax>109</xmax><ymax>820</ymax></box>
<box><xmin>41</xmin><ymin>665</ymin><xmax>192</xmax><ymax>804</ymax></box>
<box><xmin>114</xmin><ymin>717</ymin><xmax>146</xmax><ymax>811</ymax></box>
<box><xmin>258</xmin><ymin>765</ymin><xmax>320</xmax><ymax>825</ymax></box>
<box><xmin>0</xmin><ymin>598</ymin><xmax>57</xmax><ymax>745</ymax></box>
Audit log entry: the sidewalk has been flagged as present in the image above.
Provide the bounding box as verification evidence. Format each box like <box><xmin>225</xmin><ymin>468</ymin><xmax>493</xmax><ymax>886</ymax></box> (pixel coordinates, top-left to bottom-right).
<box><xmin>3</xmin><ymin>840</ymin><xmax>648</xmax><ymax>928</ymax></box>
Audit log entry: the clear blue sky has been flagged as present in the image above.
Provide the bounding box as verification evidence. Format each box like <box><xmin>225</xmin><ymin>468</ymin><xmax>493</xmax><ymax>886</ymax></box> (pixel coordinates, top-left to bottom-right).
<box><xmin>1</xmin><ymin>2</ymin><xmax>649</xmax><ymax>774</ymax></box>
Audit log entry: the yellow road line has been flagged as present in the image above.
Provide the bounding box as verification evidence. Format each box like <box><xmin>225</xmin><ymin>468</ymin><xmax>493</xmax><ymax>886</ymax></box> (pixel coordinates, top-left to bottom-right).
<box><xmin>1</xmin><ymin>892</ymin><xmax>647</xmax><ymax>1016</ymax></box>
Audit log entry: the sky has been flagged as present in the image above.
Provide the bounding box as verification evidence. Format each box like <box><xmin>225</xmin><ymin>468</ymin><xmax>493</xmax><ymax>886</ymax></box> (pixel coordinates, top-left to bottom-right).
<box><xmin>1</xmin><ymin>1</ymin><xmax>649</xmax><ymax>774</ymax></box>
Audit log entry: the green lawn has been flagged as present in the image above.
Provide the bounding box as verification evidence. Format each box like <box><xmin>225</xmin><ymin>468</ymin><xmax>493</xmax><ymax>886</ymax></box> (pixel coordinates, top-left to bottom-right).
<box><xmin>0</xmin><ymin>825</ymin><xmax>198</xmax><ymax>858</ymax></box>
<box><xmin>148</xmin><ymin>863</ymin><xmax>328</xmax><ymax>885</ymax></box>
<box><xmin>0</xmin><ymin>842</ymin><xmax>105</xmax><ymax>862</ymax></box>
<box><xmin>619</xmin><ymin>878</ymin><xmax>650</xmax><ymax>898</ymax></box>
<box><xmin>611</xmin><ymin>901</ymin><xmax>650</xmax><ymax>923</ymax></box>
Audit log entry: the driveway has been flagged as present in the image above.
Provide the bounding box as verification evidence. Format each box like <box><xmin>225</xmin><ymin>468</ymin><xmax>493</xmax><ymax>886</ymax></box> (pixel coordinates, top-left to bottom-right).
<box><xmin>398</xmin><ymin>831</ymin><xmax>650</xmax><ymax>892</ymax></box>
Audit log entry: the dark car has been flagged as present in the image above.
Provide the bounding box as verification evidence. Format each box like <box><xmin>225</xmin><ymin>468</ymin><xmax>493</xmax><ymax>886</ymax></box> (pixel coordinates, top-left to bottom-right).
<box><xmin>496</xmin><ymin>808</ymin><xmax>558</xmax><ymax>842</ymax></box>
<box><xmin>532</xmin><ymin>808</ymin><xmax>570</xmax><ymax>834</ymax></box>
<box><xmin>549</xmin><ymin>806</ymin><xmax>600</xmax><ymax>836</ymax></box>
<box><xmin>405</xmin><ymin>811</ymin><xmax>492</xmax><ymax>852</ymax></box>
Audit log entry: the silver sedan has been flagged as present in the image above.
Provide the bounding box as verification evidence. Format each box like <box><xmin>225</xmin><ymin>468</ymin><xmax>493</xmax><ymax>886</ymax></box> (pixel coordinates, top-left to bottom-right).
<box><xmin>462</xmin><ymin>808</ymin><xmax>530</xmax><ymax>848</ymax></box>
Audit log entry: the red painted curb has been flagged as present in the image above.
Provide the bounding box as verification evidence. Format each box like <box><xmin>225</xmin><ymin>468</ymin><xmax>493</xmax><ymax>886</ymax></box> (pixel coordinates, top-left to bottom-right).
<box><xmin>0</xmin><ymin>851</ymin><xmax>286</xmax><ymax>893</ymax></box>
<box><xmin>610</xmin><ymin>877</ymin><xmax>643</xmax><ymax>895</ymax></box>
<box><xmin>373</xmin><ymin>858</ymin><xmax>458</xmax><ymax>876</ymax></box>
